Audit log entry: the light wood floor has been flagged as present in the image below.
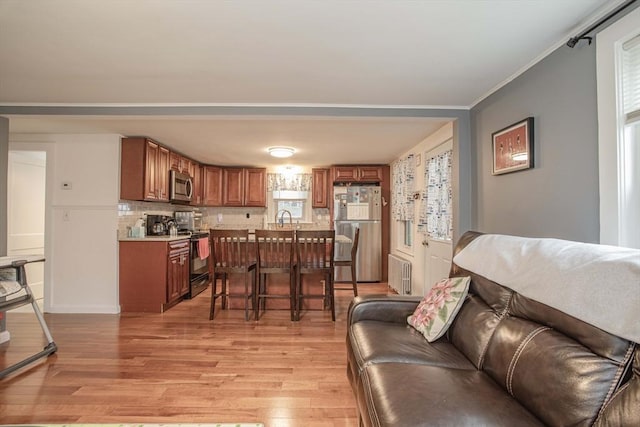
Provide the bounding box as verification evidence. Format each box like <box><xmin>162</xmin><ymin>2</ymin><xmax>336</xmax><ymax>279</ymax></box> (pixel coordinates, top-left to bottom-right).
<box><xmin>0</xmin><ymin>282</ymin><xmax>392</xmax><ymax>426</ymax></box>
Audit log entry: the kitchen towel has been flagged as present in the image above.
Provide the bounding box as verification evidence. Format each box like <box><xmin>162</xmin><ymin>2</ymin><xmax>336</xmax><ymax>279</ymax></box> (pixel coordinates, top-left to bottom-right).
<box><xmin>198</xmin><ymin>237</ymin><xmax>210</xmax><ymax>260</ymax></box>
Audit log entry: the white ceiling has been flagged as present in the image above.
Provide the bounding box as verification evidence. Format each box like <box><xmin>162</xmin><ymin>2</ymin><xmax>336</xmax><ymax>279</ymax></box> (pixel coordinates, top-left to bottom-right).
<box><xmin>0</xmin><ymin>0</ymin><xmax>620</xmax><ymax>167</ymax></box>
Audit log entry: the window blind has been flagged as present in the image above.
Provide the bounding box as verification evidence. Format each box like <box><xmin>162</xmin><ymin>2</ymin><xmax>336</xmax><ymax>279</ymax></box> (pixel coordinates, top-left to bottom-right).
<box><xmin>622</xmin><ymin>33</ymin><xmax>640</xmax><ymax>122</ymax></box>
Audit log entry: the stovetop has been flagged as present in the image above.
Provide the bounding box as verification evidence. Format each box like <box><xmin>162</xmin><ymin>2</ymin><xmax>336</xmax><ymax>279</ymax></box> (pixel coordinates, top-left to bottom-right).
<box><xmin>188</xmin><ymin>231</ymin><xmax>210</xmax><ymax>240</ymax></box>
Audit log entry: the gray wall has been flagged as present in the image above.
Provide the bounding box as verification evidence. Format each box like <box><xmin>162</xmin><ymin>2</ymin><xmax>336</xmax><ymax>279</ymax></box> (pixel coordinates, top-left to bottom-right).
<box><xmin>470</xmin><ymin>42</ymin><xmax>600</xmax><ymax>243</ymax></box>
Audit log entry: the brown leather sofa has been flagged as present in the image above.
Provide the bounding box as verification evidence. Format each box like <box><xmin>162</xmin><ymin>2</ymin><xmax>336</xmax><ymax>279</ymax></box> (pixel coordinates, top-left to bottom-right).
<box><xmin>346</xmin><ymin>231</ymin><xmax>639</xmax><ymax>426</ymax></box>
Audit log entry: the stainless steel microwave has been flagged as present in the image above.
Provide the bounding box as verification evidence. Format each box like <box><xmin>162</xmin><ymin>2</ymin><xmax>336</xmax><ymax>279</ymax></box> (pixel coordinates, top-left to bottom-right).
<box><xmin>170</xmin><ymin>170</ymin><xmax>193</xmax><ymax>204</ymax></box>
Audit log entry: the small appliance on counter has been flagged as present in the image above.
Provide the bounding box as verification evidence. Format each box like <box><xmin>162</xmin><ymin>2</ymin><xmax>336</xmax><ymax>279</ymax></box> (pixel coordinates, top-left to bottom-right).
<box><xmin>174</xmin><ymin>210</ymin><xmax>203</xmax><ymax>233</ymax></box>
<box><xmin>145</xmin><ymin>214</ymin><xmax>173</xmax><ymax>236</ymax></box>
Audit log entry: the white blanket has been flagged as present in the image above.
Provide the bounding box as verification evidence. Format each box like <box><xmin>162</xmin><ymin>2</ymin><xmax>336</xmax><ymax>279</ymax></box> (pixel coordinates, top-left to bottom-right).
<box><xmin>453</xmin><ymin>234</ymin><xmax>640</xmax><ymax>343</ymax></box>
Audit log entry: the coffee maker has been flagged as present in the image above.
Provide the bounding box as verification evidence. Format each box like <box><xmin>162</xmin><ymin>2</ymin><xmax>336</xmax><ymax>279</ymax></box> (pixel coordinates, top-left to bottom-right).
<box><xmin>145</xmin><ymin>214</ymin><xmax>173</xmax><ymax>236</ymax></box>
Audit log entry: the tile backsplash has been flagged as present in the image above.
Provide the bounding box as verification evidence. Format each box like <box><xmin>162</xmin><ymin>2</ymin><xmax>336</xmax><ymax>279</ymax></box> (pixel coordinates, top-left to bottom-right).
<box><xmin>118</xmin><ymin>201</ymin><xmax>330</xmax><ymax>238</ymax></box>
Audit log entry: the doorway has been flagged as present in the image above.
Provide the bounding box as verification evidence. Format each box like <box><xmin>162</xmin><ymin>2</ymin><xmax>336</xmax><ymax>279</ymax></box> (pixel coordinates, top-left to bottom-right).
<box><xmin>7</xmin><ymin>150</ymin><xmax>46</xmax><ymax>311</ymax></box>
<box><xmin>421</xmin><ymin>139</ymin><xmax>454</xmax><ymax>289</ymax></box>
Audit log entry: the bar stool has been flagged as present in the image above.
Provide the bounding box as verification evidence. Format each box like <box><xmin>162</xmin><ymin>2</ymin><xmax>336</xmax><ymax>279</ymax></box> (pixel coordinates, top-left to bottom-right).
<box><xmin>209</xmin><ymin>229</ymin><xmax>256</xmax><ymax>321</ymax></box>
<box><xmin>254</xmin><ymin>229</ymin><xmax>296</xmax><ymax>321</ymax></box>
<box><xmin>335</xmin><ymin>227</ymin><xmax>360</xmax><ymax>297</ymax></box>
<box><xmin>295</xmin><ymin>230</ymin><xmax>336</xmax><ymax>321</ymax></box>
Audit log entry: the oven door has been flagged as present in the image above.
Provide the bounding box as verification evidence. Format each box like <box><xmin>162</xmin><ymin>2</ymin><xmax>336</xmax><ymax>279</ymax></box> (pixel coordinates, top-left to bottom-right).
<box><xmin>190</xmin><ymin>235</ymin><xmax>210</xmax><ymax>277</ymax></box>
<box><xmin>187</xmin><ymin>234</ymin><xmax>210</xmax><ymax>298</ymax></box>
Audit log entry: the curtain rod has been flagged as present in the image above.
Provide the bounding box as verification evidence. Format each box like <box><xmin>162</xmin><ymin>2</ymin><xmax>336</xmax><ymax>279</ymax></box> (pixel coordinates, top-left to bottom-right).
<box><xmin>567</xmin><ymin>0</ymin><xmax>637</xmax><ymax>48</ymax></box>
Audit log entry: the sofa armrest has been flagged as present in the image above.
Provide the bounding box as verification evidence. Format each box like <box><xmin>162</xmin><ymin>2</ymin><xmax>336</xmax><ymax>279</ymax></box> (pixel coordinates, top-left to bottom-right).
<box><xmin>347</xmin><ymin>294</ymin><xmax>423</xmax><ymax>326</ymax></box>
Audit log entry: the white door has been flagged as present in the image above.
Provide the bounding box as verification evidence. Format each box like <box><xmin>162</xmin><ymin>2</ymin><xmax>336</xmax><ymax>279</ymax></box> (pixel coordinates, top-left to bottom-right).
<box><xmin>421</xmin><ymin>140</ymin><xmax>454</xmax><ymax>292</ymax></box>
<box><xmin>7</xmin><ymin>151</ymin><xmax>46</xmax><ymax>311</ymax></box>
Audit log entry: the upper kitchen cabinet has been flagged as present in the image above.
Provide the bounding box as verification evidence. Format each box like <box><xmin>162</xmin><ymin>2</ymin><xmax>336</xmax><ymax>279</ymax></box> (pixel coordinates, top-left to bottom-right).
<box><xmin>244</xmin><ymin>168</ymin><xmax>267</xmax><ymax>207</ymax></box>
<box><xmin>169</xmin><ymin>152</ymin><xmax>192</xmax><ymax>175</ymax></box>
<box><xmin>312</xmin><ymin>168</ymin><xmax>330</xmax><ymax>208</ymax></box>
<box><xmin>190</xmin><ymin>162</ymin><xmax>203</xmax><ymax>206</ymax></box>
<box><xmin>202</xmin><ymin>166</ymin><xmax>223</xmax><ymax>206</ymax></box>
<box><xmin>332</xmin><ymin>165</ymin><xmax>384</xmax><ymax>183</ymax></box>
<box><xmin>223</xmin><ymin>167</ymin><xmax>267</xmax><ymax>207</ymax></box>
<box><xmin>120</xmin><ymin>137</ymin><xmax>170</xmax><ymax>202</ymax></box>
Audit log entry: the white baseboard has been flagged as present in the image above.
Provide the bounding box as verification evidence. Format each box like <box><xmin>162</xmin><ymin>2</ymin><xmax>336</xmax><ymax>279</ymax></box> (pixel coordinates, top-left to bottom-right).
<box><xmin>46</xmin><ymin>304</ymin><xmax>120</xmax><ymax>314</ymax></box>
<box><xmin>0</xmin><ymin>330</ymin><xmax>10</xmax><ymax>344</ymax></box>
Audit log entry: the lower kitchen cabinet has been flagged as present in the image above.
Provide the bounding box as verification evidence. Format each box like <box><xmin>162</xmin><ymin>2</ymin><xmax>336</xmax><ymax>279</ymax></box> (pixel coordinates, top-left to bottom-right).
<box><xmin>119</xmin><ymin>239</ymin><xmax>190</xmax><ymax>313</ymax></box>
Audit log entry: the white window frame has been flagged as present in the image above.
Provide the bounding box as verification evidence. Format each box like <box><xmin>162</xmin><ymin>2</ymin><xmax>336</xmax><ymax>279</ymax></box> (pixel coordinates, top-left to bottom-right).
<box><xmin>395</xmin><ymin>219</ymin><xmax>414</xmax><ymax>256</ymax></box>
<box><xmin>268</xmin><ymin>192</ymin><xmax>312</xmax><ymax>224</ymax></box>
<box><xmin>596</xmin><ymin>6</ymin><xmax>640</xmax><ymax>247</ymax></box>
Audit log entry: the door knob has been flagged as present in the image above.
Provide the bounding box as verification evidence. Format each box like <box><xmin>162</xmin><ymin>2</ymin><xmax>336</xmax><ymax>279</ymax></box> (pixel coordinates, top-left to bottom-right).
<box><xmin>422</xmin><ymin>240</ymin><xmax>429</xmax><ymax>247</ymax></box>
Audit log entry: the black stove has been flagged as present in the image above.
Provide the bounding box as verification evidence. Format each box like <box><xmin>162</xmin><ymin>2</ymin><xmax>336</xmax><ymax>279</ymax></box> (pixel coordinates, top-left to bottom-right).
<box><xmin>186</xmin><ymin>231</ymin><xmax>211</xmax><ymax>299</ymax></box>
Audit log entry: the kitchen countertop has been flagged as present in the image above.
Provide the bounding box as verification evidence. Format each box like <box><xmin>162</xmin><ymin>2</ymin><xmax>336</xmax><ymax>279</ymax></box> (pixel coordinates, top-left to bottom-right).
<box><xmin>119</xmin><ymin>235</ymin><xmax>192</xmax><ymax>242</ymax></box>
<box><xmin>119</xmin><ymin>231</ymin><xmax>351</xmax><ymax>243</ymax></box>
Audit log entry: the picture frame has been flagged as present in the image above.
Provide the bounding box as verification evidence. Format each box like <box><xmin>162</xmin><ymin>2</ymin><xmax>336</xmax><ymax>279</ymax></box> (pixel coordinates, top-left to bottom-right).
<box><xmin>492</xmin><ymin>117</ymin><xmax>534</xmax><ymax>175</ymax></box>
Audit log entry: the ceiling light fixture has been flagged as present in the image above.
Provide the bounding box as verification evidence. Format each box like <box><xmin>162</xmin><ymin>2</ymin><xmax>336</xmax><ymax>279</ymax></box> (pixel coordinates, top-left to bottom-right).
<box><xmin>268</xmin><ymin>146</ymin><xmax>295</xmax><ymax>158</ymax></box>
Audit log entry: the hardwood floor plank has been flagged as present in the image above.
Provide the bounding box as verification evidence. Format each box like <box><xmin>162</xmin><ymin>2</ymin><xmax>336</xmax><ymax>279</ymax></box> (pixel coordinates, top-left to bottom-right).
<box><xmin>0</xmin><ymin>283</ymin><xmax>392</xmax><ymax>425</ymax></box>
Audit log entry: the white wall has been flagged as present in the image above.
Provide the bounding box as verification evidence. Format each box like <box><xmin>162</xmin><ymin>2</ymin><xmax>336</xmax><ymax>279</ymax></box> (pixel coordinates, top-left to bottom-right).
<box><xmin>10</xmin><ymin>134</ymin><xmax>121</xmax><ymax>313</ymax></box>
<box><xmin>390</xmin><ymin>122</ymin><xmax>453</xmax><ymax>296</ymax></box>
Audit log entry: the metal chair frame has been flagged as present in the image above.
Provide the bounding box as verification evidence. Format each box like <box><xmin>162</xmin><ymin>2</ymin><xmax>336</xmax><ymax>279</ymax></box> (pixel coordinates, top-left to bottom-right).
<box><xmin>0</xmin><ymin>257</ymin><xmax>57</xmax><ymax>379</ymax></box>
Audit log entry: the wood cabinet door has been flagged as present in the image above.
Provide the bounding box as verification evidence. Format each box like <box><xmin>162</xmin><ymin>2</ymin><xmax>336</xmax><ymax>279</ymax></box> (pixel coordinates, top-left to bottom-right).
<box><xmin>202</xmin><ymin>166</ymin><xmax>222</xmax><ymax>206</ymax></box>
<box><xmin>223</xmin><ymin>168</ymin><xmax>244</xmax><ymax>206</ymax></box>
<box><xmin>358</xmin><ymin>166</ymin><xmax>383</xmax><ymax>182</ymax></box>
<box><xmin>179</xmin><ymin>253</ymin><xmax>190</xmax><ymax>296</ymax></box>
<box><xmin>157</xmin><ymin>146</ymin><xmax>170</xmax><ymax>201</ymax></box>
<box><xmin>144</xmin><ymin>140</ymin><xmax>160</xmax><ymax>200</ymax></box>
<box><xmin>312</xmin><ymin>168</ymin><xmax>330</xmax><ymax>208</ymax></box>
<box><xmin>169</xmin><ymin>151</ymin><xmax>181</xmax><ymax>172</ymax></box>
<box><xmin>191</xmin><ymin>163</ymin><xmax>203</xmax><ymax>206</ymax></box>
<box><xmin>333</xmin><ymin>166</ymin><xmax>358</xmax><ymax>182</ymax></box>
<box><xmin>167</xmin><ymin>253</ymin><xmax>182</xmax><ymax>303</ymax></box>
<box><xmin>244</xmin><ymin>168</ymin><xmax>266</xmax><ymax>207</ymax></box>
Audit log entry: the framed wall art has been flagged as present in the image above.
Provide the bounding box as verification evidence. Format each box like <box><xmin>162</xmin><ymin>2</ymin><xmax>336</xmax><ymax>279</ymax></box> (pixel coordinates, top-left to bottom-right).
<box><xmin>492</xmin><ymin>117</ymin><xmax>534</xmax><ymax>175</ymax></box>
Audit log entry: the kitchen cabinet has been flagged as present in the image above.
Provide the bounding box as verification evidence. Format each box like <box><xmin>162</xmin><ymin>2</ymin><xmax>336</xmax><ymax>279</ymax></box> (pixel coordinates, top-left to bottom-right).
<box><xmin>169</xmin><ymin>152</ymin><xmax>191</xmax><ymax>175</ymax></box>
<box><xmin>119</xmin><ymin>238</ymin><xmax>190</xmax><ymax>313</ymax></box>
<box><xmin>167</xmin><ymin>240</ymin><xmax>190</xmax><ymax>303</ymax></box>
<box><xmin>202</xmin><ymin>166</ymin><xmax>223</xmax><ymax>206</ymax></box>
<box><xmin>222</xmin><ymin>167</ymin><xmax>266</xmax><ymax>207</ymax></box>
<box><xmin>312</xmin><ymin>168</ymin><xmax>330</xmax><ymax>208</ymax></box>
<box><xmin>190</xmin><ymin>163</ymin><xmax>203</xmax><ymax>206</ymax></box>
<box><xmin>332</xmin><ymin>165</ymin><xmax>384</xmax><ymax>183</ymax></box>
<box><xmin>120</xmin><ymin>137</ymin><xmax>170</xmax><ymax>202</ymax></box>
<box><xmin>244</xmin><ymin>168</ymin><xmax>267</xmax><ymax>207</ymax></box>
<box><xmin>223</xmin><ymin>168</ymin><xmax>244</xmax><ymax>206</ymax></box>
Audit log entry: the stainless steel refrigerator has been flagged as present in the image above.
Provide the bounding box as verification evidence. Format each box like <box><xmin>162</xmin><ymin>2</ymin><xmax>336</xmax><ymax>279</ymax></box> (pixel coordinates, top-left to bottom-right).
<box><xmin>334</xmin><ymin>185</ymin><xmax>382</xmax><ymax>282</ymax></box>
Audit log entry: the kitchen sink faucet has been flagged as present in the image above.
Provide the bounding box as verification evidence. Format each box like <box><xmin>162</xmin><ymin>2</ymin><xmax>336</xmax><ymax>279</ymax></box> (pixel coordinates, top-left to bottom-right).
<box><xmin>275</xmin><ymin>209</ymin><xmax>293</xmax><ymax>228</ymax></box>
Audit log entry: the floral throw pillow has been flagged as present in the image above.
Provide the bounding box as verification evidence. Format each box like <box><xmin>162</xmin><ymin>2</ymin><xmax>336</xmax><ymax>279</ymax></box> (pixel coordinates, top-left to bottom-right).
<box><xmin>407</xmin><ymin>276</ymin><xmax>471</xmax><ymax>342</ymax></box>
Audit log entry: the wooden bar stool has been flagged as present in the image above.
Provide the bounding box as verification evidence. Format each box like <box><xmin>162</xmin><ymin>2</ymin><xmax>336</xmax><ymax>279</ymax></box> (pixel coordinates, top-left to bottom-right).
<box><xmin>334</xmin><ymin>227</ymin><xmax>360</xmax><ymax>297</ymax></box>
<box><xmin>209</xmin><ymin>229</ymin><xmax>256</xmax><ymax>321</ymax></box>
<box><xmin>295</xmin><ymin>230</ymin><xmax>336</xmax><ymax>321</ymax></box>
<box><xmin>254</xmin><ymin>229</ymin><xmax>296</xmax><ymax>321</ymax></box>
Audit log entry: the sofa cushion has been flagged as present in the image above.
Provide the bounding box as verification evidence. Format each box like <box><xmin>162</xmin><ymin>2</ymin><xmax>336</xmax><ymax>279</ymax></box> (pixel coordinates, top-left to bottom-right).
<box><xmin>348</xmin><ymin>320</ymin><xmax>475</xmax><ymax>376</ymax></box>
<box><xmin>483</xmin><ymin>314</ymin><xmax>635</xmax><ymax>426</ymax></box>
<box><xmin>447</xmin><ymin>273</ymin><xmax>513</xmax><ymax>368</ymax></box>
<box><xmin>407</xmin><ymin>276</ymin><xmax>470</xmax><ymax>342</ymax></box>
<box><xmin>358</xmin><ymin>362</ymin><xmax>543</xmax><ymax>427</ymax></box>
<box><xmin>595</xmin><ymin>348</ymin><xmax>640</xmax><ymax>426</ymax></box>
